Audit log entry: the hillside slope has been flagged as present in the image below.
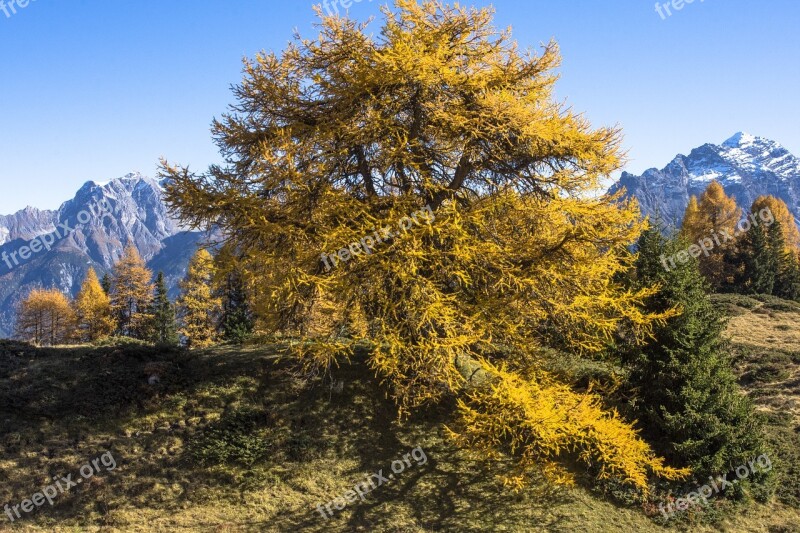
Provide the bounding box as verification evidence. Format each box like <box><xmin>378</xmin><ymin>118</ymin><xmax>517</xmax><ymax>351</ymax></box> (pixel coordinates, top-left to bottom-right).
<box><xmin>2</xmin><ymin>313</ymin><xmax>800</xmax><ymax>532</ymax></box>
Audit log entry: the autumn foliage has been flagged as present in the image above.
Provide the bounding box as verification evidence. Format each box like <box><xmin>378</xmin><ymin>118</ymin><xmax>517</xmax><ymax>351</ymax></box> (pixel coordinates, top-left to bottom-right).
<box><xmin>73</xmin><ymin>268</ymin><xmax>117</xmax><ymax>342</ymax></box>
<box><xmin>13</xmin><ymin>244</ymin><xmax>229</xmax><ymax>348</ymax></box>
<box><xmin>680</xmin><ymin>182</ymin><xmax>800</xmax><ymax>298</ymax></box>
<box><xmin>751</xmin><ymin>195</ymin><xmax>800</xmax><ymax>253</ymax></box>
<box><xmin>16</xmin><ymin>288</ymin><xmax>75</xmax><ymax>346</ymax></box>
<box><xmin>110</xmin><ymin>246</ymin><xmax>155</xmax><ymax>338</ymax></box>
<box><xmin>177</xmin><ymin>249</ymin><xmax>221</xmax><ymax>349</ymax></box>
<box><xmin>162</xmin><ymin>0</ymin><xmax>689</xmax><ymax>492</ymax></box>
<box><xmin>681</xmin><ymin>181</ymin><xmax>741</xmax><ymax>288</ymax></box>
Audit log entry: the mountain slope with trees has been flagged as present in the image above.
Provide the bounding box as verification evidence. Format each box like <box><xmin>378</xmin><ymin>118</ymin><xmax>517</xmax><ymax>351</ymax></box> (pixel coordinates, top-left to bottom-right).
<box><xmin>0</xmin><ymin>174</ymin><xmax>207</xmax><ymax>338</ymax></box>
<box><xmin>609</xmin><ymin>132</ymin><xmax>800</xmax><ymax>229</ymax></box>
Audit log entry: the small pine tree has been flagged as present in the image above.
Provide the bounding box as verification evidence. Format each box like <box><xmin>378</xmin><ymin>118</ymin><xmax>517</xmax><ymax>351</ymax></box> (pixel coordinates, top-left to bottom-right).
<box><xmin>731</xmin><ymin>196</ymin><xmax>800</xmax><ymax>298</ymax></box>
<box><xmin>100</xmin><ymin>273</ymin><xmax>112</xmax><ymax>295</ymax></box>
<box><xmin>768</xmin><ymin>220</ymin><xmax>794</xmax><ymax>299</ymax></box>
<box><xmin>777</xmin><ymin>251</ymin><xmax>800</xmax><ymax>301</ymax></box>
<box><xmin>739</xmin><ymin>222</ymin><xmax>775</xmax><ymax>294</ymax></box>
<box><xmin>680</xmin><ymin>196</ymin><xmax>702</xmax><ymax>242</ymax></box>
<box><xmin>628</xmin><ymin>228</ymin><xmax>764</xmax><ymax>478</ymax></box>
<box><xmin>177</xmin><ymin>249</ymin><xmax>221</xmax><ymax>349</ymax></box>
<box><xmin>219</xmin><ymin>268</ymin><xmax>253</xmax><ymax>343</ymax></box>
<box><xmin>148</xmin><ymin>272</ymin><xmax>179</xmax><ymax>345</ymax></box>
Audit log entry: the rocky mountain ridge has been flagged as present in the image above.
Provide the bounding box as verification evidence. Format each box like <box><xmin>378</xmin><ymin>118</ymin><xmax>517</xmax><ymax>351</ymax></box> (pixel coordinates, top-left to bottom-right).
<box><xmin>0</xmin><ymin>173</ymin><xmax>206</xmax><ymax>338</ymax></box>
<box><xmin>609</xmin><ymin>132</ymin><xmax>800</xmax><ymax>228</ymax></box>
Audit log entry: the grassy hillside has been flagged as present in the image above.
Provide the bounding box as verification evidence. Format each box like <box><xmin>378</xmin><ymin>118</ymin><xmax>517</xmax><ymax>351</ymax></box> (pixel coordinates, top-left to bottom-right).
<box><xmin>715</xmin><ymin>294</ymin><xmax>800</xmax><ymax>514</ymax></box>
<box><xmin>2</xmin><ymin>296</ymin><xmax>800</xmax><ymax>532</ymax></box>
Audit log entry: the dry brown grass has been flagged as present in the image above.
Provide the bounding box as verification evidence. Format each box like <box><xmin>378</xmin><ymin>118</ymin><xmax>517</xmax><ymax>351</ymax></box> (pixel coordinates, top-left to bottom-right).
<box><xmin>727</xmin><ymin>309</ymin><xmax>800</xmax><ymax>353</ymax></box>
<box><xmin>3</xmin><ymin>333</ymin><xmax>800</xmax><ymax>532</ymax></box>
<box><xmin>720</xmin><ymin>295</ymin><xmax>800</xmax><ymax>426</ymax></box>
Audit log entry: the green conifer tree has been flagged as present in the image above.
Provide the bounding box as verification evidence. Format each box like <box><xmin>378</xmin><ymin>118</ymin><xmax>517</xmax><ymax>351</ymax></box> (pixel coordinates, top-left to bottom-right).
<box><xmin>739</xmin><ymin>223</ymin><xmax>775</xmax><ymax>294</ymax></box>
<box><xmin>101</xmin><ymin>273</ymin><xmax>112</xmax><ymax>295</ymax></box>
<box><xmin>767</xmin><ymin>220</ymin><xmax>797</xmax><ymax>299</ymax></box>
<box><xmin>149</xmin><ymin>272</ymin><xmax>179</xmax><ymax>345</ymax></box>
<box><xmin>219</xmin><ymin>268</ymin><xmax>253</xmax><ymax>343</ymax></box>
<box><xmin>777</xmin><ymin>251</ymin><xmax>800</xmax><ymax>301</ymax></box>
<box><xmin>628</xmin><ymin>228</ymin><xmax>765</xmax><ymax>478</ymax></box>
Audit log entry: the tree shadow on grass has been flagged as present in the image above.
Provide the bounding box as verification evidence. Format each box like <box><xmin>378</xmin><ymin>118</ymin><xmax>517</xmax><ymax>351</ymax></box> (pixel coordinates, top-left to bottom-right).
<box><xmin>0</xmin><ymin>342</ymin><xmax>631</xmax><ymax>531</ymax></box>
<box><xmin>235</xmin><ymin>357</ymin><xmax>580</xmax><ymax>532</ymax></box>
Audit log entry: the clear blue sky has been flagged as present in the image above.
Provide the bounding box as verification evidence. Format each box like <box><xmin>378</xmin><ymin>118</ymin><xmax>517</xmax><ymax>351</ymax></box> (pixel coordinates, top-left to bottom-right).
<box><xmin>1</xmin><ymin>0</ymin><xmax>798</xmax><ymax>214</ymax></box>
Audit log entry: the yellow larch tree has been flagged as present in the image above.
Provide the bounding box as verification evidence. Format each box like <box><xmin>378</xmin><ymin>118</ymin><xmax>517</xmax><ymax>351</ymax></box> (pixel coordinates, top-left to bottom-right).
<box><xmin>681</xmin><ymin>195</ymin><xmax>702</xmax><ymax>241</ymax></box>
<box><xmin>16</xmin><ymin>288</ymin><xmax>75</xmax><ymax>346</ymax></box>
<box><xmin>681</xmin><ymin>181</ymin><xmax>741</xmax><ymax>287</ymax></box>
<box><xmin>111</xmin><ymin>245</ymin><xmax>154</xmax><ymax>338</ymax></box>
<box><xmin>176</xmin><ymin>249</ymin><xmax>221</xmax><ymax>349</ymax></box>
<box><xmin>161</xmin><ymin>0</ymin><xmax>688</xmax><ymax>492</ymax></box>
<box><xmin>73</xmin><ymin>268</ymin><xmax>117</xmax><ymax>342</ymax></box>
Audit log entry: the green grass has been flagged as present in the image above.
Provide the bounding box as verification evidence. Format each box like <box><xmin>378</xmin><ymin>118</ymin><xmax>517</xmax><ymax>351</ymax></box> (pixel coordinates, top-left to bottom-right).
<box><xmin>2</xmin><ymin>332</ymin><xmax>800</xmax><ymax>531</ymax></box>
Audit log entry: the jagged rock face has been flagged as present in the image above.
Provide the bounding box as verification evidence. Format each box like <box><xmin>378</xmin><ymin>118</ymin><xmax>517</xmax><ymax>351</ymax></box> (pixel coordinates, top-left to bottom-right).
<box><xmin>0</xmin><ymin>173</ymin><xmax>206</xmax><ymax>338</ymax></box>
<box><xmin>0</xmin><ymin>207</ymin><xmax>58</xmax><ymax>246</ymax></box>
<box><xmin>609</xmin><ymin>133</ymin><xmax>800</xmax><ymax>229</ymax></box>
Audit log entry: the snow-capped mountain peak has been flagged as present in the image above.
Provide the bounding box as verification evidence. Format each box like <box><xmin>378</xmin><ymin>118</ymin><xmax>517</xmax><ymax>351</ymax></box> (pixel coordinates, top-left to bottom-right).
<box><xmin>0</xmin><ymin>173</ymin><xmax>207</xmax><ymax>338</ymax></box>
<box><xmin>609</xmin><ymin>133</ymin><xmax>800</xmax><ymax>228</ymax></box>
<box><xmin>723</xmin><ymin>131</ymin><xmax>757</xmax><ymax>148</ymax></box>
